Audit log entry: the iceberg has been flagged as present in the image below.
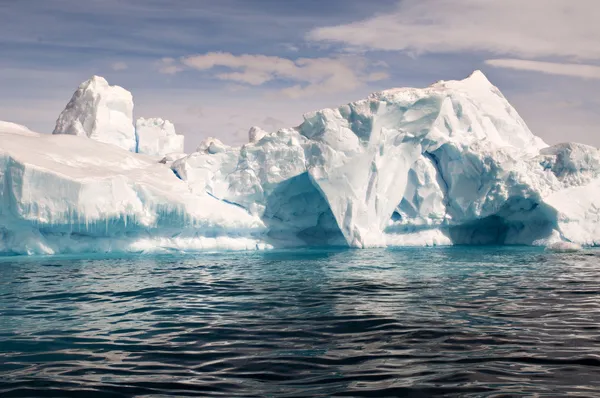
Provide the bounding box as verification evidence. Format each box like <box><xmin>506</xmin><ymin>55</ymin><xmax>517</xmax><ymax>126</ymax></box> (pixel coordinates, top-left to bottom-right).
<box><xmin>1</xmin><ymin>70</ymin><xmax>599</xmax><ymax>255</ymax></box>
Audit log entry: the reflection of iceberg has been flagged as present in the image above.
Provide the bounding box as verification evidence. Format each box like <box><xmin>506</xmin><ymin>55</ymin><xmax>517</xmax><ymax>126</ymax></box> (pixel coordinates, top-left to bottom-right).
<box><xmin>1</xmin><ymin>71</ymin><xmax>600</xmax><ymax>255</ymax></box>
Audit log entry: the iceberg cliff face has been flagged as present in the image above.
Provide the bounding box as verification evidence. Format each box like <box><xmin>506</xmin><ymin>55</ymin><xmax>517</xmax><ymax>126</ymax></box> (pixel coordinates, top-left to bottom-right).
<box><xmin>1</xmin><ymin>71</ymin><xmax>599</xmax><ymax>255</ymax></box>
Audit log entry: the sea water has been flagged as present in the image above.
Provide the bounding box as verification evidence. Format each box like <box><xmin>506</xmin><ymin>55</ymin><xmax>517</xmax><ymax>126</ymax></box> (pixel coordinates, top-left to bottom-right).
<box><xmin>1</xmin><ymin>247</ymin><xmax>600</xmax><ymax>396</ymax></box>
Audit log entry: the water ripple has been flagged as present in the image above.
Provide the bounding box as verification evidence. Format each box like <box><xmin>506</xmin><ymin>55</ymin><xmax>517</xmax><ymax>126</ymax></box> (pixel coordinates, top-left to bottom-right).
<box><xmin>1</xmin><ymin>247</ymin><xmax>600</xmax><ymax>396</ymax></box>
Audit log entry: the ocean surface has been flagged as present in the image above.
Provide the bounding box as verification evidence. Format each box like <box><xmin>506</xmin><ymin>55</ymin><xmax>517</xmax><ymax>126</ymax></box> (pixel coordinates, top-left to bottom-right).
<box><xmin>1</xmin><ymin>247</ymin><xmax>600</xmax><ymax>397</ymax></box>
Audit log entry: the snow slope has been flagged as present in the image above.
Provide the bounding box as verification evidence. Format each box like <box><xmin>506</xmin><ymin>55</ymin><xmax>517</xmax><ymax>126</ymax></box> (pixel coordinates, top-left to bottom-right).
<box><xmin>1</xmin><ymin>71</ymin><xmax>600</xmax><ymax>255</ymax></box>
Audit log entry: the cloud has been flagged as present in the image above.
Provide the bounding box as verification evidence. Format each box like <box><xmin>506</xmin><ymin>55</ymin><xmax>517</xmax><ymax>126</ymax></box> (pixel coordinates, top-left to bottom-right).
<box><xmin>280</xmin><ymin>43</ymin><xmax>300</xmax><ymax>53</ymax></box>
<box><xmin>366</xmin><ymin>72</ymin><xmax>390</xmax><ymax>82</ymax></box>
<box><xmin>261</xmin><ymin>116</ymin><xmax>286</xmax><ymax>131</ymax></box>
<box><xmin>179</xmin><ymin>52</ymin><xmax>388</xmax><ymax>98</ymax></box>
<box><xmin>185</xmin><ymin>105</ymin><xmax>204</xmax><ymax>118</ymax></box>
<box><xmin>111</xmin><ymin>62</ymin><xmax>128</xmax><ymax>71</ymax></box>
<box><xmin>307</xmin><ymin>0</ymin><xmax>600</xmax><ymax>60</ymax></box>
<box><xmin>508</xmin><ymin>90</ymin><xmax>600</xmax><ymax>147</ymax></box>
<box><xmin>157</xmin><ymin>58</ymin><xmax>185</xmax><ymax>75</ymax></box>
<box><xmin>485</xmin><ymin>59</ymin><xmax>600</xmax><ymax>80</ymax></box>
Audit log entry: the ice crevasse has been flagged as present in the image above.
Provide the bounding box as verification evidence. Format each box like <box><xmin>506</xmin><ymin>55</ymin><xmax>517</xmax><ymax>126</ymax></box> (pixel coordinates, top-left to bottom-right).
<box><xmin>1</xmin><ymin>71</ymin><xmax>599</xmax><ymax>255</ymax></box>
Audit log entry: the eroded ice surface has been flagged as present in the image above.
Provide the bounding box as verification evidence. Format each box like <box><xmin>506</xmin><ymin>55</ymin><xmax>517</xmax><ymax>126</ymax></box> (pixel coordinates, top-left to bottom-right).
<box><xmin>1</xmin><ymin>71</ymin><xmax>599</xmax><ymax>255</ymax></box>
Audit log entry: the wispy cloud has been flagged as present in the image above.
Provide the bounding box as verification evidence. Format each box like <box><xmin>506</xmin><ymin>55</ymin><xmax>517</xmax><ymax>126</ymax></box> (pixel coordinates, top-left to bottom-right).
<box><xmin>178</xmin><ymin>52</ymin><xmax>389</xmax><ymax>97</ymax></box>
<box><xmin>485</xmin><ymin>59</ymin><xmax>600</xmax><ymax>80</ymax></box>
<box><xmin>157</xmin><ymin>58</ymin><xmax>185</xmax><ymax>75</ymax></box>
<box><xmin>111</xmin><ymin>62</ymin><xmax>128</xmax><ymax>71</ymax></box>
<box><xmin>508</xmin><ymin>89</ymin><xmax>600</xmax><ymax>147</ymax></box>
<box><xmin>307</xmin><ymin>0</ymin><xmax>600</xmax><ymax>60</ymax></box>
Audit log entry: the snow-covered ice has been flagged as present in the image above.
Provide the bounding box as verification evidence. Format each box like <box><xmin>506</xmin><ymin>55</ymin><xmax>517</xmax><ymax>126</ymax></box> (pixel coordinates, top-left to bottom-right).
<box><xmin>53</xmin><ymin>76</ymin><xmax>137</xmax><ymax>152</ymax></box>
<box><xmin>2</xmin><ymin>71</ymin><xmax>600</xmax><ymax>255</ymax></box>
<box><xmin>0</xmin><ymin>126</ymin><xmax>267</xmax><ymax>255</ymax></box>
<box><xmin>136</xmin><ymin>117</ymin><xmax>185</xmax><ymax>157</ymax></box>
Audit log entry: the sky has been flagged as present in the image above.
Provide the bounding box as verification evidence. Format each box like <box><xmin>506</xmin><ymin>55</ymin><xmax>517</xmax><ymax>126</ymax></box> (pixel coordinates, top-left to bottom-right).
<box><xmin>1</xmin><ymin>0</ymin><xmax>599</xmax><ymax>151</ymax></box>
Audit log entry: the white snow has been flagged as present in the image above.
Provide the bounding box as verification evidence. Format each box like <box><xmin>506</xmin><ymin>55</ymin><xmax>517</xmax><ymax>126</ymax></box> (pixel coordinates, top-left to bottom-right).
<box><xmin>53</xmin><ymin>76</ymin><xmax>137</xmax><ymax>152</ymax></box>
<box><xmin>0</xmin><ymin>121</ymin><xmax>38</xmax><ymax>137</ymax></box>
<box><xmin>135</xmin><ymin>117</ymin><xmax>185</xmax><ymax>157</ymax></box>
<box><xmin>2</xmin><ymin>70</ymin><xmax>600</xmax><ymax>255</ymax></box>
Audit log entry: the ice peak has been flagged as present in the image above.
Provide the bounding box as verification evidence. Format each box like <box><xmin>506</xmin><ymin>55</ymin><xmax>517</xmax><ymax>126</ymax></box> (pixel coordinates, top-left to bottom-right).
<box><xmin>466</xmin><ymin>70</ymin><xmax>492</xmax><ymax>85</ymax></box>
<box><xmin>82</xmin><ymin>75</ymin><xmax>109</xmax><ymax>88</ymax></box>
<box><xmin>53</xmin><ymin>75</ymin><xmax>136</xmax><ymax>152</ymax></box>
<box><xmin>431</xmin><ymin>70</ymin><xmax>495</xmax><ymax>93</ymax></box>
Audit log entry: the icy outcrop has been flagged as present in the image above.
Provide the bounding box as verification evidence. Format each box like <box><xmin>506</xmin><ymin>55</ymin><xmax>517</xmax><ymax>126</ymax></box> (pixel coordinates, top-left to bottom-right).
<box><xmin>173</xmin><ymin>130</ymin><xmax>310</xmax><ymax>222</ymax></box>
<box><xmin>53</xmin><ymin>76</ymin><xmax>136</xmax><ymax>152</ymax></box>
<box><xmin>306</xmin><ymin>71</ymin><xmax>548</xmax><ymax>247</ymax></box>
<box><xmin>546</xmin><ymin>241</ymin><xmax>582</xmax><ymax>253</ymax></box>
<box><xmin>53</xmin><ymin>76</ymin><xmax>186</xmax><ymax>156</ymax></box>
<box><xmin>0</xmin><ymin>127</ymin><xmax>267</xmax><ymax>255</ymax></box>
<box><xmin>249</xmin><ymin>126</ymin><xmax>268</xmax><ymax>143</ymax></box>
<box><xmin>173</xmin><ymin>70</ymin><xmax>555</xmax><ymax>248</ymax></box>
<box><xmin>538</xmin><ymin>143</ymin><xmax>600</xmax><ymax>187</ymax></box>
<box><xmin>196</xmin><ymin>137</ymin><xmax>229</xmax><ymax>154</ymax></box>
<box><xmin>135</xmin><ymin>117</ymin><xmax>184</xmax><ymax>157</ymax></box>
<box><xmin>2</xmin><ymin>70</ymin><xmax>600</xmax><ymax>255</ymax></box>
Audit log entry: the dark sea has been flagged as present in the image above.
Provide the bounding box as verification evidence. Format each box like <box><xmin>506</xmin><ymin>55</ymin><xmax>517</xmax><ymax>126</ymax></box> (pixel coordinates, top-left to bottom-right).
<box><xmin>1</xmin><ymin>247</ymin><xmax>600</xmax><ymax>397</ymax></box>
